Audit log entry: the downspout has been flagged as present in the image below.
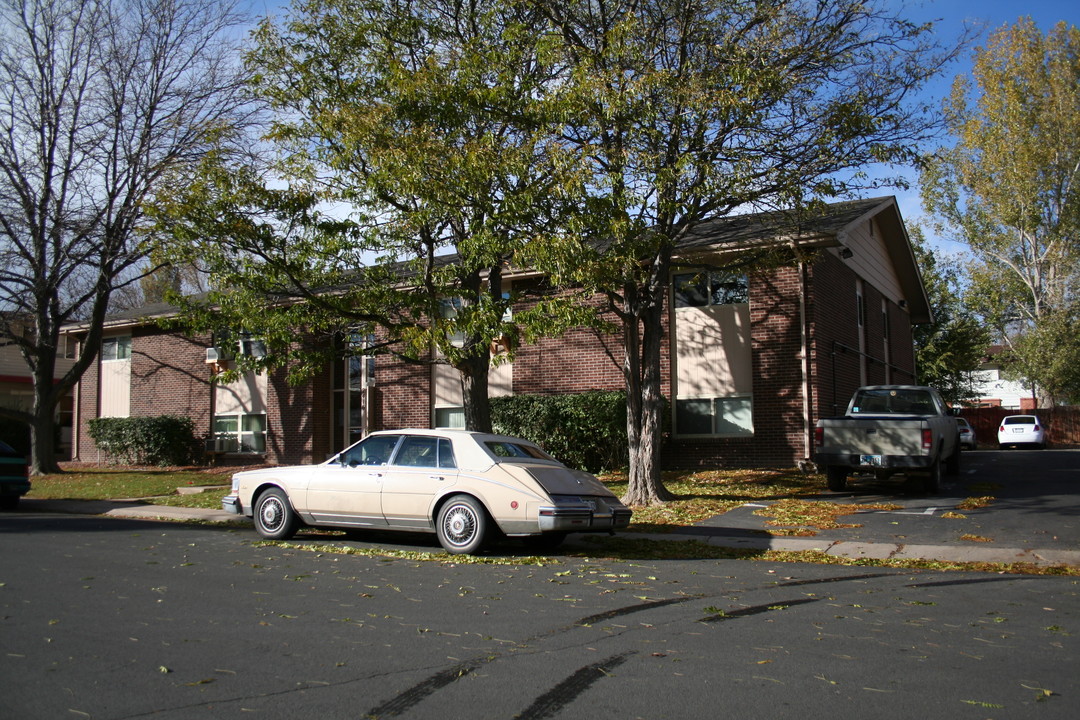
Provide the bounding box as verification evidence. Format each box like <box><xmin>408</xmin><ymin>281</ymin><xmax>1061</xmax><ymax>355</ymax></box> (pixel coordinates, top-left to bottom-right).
<box><xmin>792</xmin><ymin>243</ymin><xmax>814</xmax><ymax>460</ymax></box>
<box><xmin>72</xmin><ymin>346</ymin><xmax>80</xmax><ymax>461</ymax></box>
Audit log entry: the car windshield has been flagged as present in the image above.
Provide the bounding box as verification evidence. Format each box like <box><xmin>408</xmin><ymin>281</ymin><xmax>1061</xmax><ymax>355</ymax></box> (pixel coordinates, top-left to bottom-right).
<box><xmin>484</xmin><ymin>441</ymin><xmax>555</xmax><ymax>462</ymax></box>
<box><xmin>1003</xmin><ymin>416</ymin><xmax>1037</xmax><ymax>425</ymax></box>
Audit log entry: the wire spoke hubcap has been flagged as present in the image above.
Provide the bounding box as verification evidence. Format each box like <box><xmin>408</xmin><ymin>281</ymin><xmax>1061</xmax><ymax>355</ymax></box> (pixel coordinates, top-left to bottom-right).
<box><xmin>443</xmin><ymin>505</ymin><xmax>476</xmax><ymax>546</ymax></box>
<box><xmin>260</xmin><ymin>498</ymin><xmax>284</xmax><ymax>530</ymax></box>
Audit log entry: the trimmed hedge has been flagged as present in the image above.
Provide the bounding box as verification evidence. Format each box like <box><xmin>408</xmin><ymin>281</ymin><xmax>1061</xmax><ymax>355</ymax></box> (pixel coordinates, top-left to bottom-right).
<box><xmin>490</xmin><ymin>391</ymin><xmax>629</xmax><ymax>473</ymax></box>
<box><xmin>87</xmin><ymin>415</ymin><xmax>197</xmax><ymax>466</ymax></box>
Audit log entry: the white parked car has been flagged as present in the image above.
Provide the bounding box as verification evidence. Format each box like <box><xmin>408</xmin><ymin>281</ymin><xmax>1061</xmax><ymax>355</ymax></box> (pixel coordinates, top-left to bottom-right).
<box><xmin>223</xmin><ymin>429</ymin><xmax>632</xmax><ymax>554</ymax></box>
<box><xmin>997</xmin><ymin>415</ymin><xmax>1046</xmax><ymax>449</ymax></box>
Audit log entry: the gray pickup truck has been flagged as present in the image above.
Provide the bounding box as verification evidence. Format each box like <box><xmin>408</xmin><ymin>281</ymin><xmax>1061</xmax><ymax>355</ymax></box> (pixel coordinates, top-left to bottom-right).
<box><xmin>814</xmin><ymin>385</ymin><xmax>961</xmax><ymax>494</ymax></box>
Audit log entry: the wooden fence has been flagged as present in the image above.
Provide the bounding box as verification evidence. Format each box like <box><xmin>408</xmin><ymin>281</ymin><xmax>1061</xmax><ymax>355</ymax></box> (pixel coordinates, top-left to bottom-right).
<box><xmin>960</xmin><ymin>406</ymin><xmax>1080</xmax><ymax>448</ymax></box>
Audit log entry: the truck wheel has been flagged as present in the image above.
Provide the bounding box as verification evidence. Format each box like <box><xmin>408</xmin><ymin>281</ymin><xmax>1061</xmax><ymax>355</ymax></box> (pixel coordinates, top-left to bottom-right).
<box><xmin>945</xmin><ymin>447</ymin><xmax>960</xmax><ymax>475</ymax></box>
<box><xmin>826</xmin><ymin>467</ymin><xmax>847</xmax><ymax>491</ymax></box>
<box><xmin>923</xmin><ymin>461</ymin><xmax>941</xmax><ymax>494</ymax></box>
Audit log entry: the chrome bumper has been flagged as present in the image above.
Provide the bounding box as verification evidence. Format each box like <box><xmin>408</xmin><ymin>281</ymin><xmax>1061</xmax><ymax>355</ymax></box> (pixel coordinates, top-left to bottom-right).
<box><xmin>222</xmin><ymin>495</ymin><xmax>243</xmax><ymax>515</ymax></box>
<box><xmin>537</xmin><ymin>501</ymin><xmax>632</xmax><ymax>533</ymax></box>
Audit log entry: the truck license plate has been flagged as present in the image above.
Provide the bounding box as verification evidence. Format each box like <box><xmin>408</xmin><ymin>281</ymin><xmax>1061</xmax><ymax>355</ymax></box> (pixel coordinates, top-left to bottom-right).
<box><xmin>859</xmin><ymin>455</ymin><xmax>883</xmax><ymax>467</ymax></box>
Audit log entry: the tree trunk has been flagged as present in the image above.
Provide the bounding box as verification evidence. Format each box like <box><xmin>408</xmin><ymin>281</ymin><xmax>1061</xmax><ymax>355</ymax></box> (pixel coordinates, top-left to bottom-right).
<box><xmin>459</xmin><ymin>351</ymin><xmax>493</xmax><ymax>433</ymax></box>
<box><xmin>620</xmin><ymin>283</ymin><xmax>673</xmax><ymax>506</ymax></box>
<box><xmin>29</xmin><ymin>410</ymin><xmax>62</xmax><ymax>475</ymax></box>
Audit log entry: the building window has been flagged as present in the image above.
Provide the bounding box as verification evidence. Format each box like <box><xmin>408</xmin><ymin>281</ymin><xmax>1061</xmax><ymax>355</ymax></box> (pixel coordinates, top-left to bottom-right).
<box><xmin>675</xmin><ymin>396</ymin><xmax>753</xmax><ymax>436</ymax></box>
<box><xmin>101</xmin><ymin>336</ymin><xmax>132</xmax><ymax>361</ymax></box>
<box><xmin>673</xmin><ymin>271</ymin><xmax>749</xmax><ymax>308</ymax></box>
<box><xmin>212</xmin><ymin>413</ymin><xmax>266</xmax><ymax>453</ymax></box>
<box><xmin>434</xmin><ymin>406</ymin><xmax>465</xmax><ymax>429</ymax></box>
<box><xmin>211</xmin><ymin>330</ymin><xmax>266</xmax><ymax>359</ymax></box>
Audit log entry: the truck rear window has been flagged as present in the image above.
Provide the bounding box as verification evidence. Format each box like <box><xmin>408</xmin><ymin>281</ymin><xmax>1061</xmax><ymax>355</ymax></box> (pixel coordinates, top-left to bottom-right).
<box><xmin>851</xmin><ymin>389</ymin><xmax>935</xmax><ymax>415</ymax></box>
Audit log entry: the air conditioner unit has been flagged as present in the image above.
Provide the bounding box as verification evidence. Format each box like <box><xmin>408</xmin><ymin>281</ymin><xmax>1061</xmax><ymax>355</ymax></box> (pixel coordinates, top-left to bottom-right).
<box><xmin>205</xmin><ymin>347</ymin><xmax>220</xmax><ymax>363</ymax></box>
<box><xmin>205</xmin><ymin>437</ymin><xmax>238</xmax><ymax>454</ymax></box>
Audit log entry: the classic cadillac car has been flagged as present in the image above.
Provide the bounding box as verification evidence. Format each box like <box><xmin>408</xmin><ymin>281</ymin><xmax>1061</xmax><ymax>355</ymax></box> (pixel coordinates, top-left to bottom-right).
<box><xmin>223</xmin><ymin>429</ymin><xmax>632</xmax><ymax>554</ymax></box>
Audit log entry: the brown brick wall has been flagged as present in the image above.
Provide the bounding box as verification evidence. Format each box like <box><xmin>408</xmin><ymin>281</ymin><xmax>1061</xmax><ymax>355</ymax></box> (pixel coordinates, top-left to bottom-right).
<box><xmin>375</xmin><ymin>350</ymin><xmax>434</xmax><ymax>430</ymax></box>
<box><xmin>664</xmin><ymin>266</ymin><xmax>810</xmax><ymax>468</ymax></box>
<box><xmin>72</xmin><ymin>249</ymin><xmax>920</xmax><ymax>471</ymax></box>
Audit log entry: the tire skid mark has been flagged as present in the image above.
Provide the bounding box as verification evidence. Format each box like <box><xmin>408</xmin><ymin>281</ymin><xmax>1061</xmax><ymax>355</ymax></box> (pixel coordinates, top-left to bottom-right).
<box><xmin>775</xmin><ymin>572</ymin><xmax>896</xmax><ymax>587</ymax></box>
<box><xmin>906</xmin><ymin>576</ymin><xmax>1039</xmax><ymax>589</ymax></box>
<box><xmin>516</xmin><ymin>652</ymin><xmax>635</xmax><ymax>720</ymax></box>
<box><xmin>700</xmin><ymin>597</ymin><xmax>818</xmax><ymax>622</ymax></box>
<box><xmin>365</xmin><ymin>661</ymin><xmax>482</xmax><ymax>717</ymax></box>
<box><xmin>576</xmin><ymin>596</ymin><xmax>695</xmax><ymax>626</ymax></box>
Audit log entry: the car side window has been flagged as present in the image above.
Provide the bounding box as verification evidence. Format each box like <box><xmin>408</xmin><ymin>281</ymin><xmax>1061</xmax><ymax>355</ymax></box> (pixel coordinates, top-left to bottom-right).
<box><xmin>438</xmin><ymin>438</ymin><xmax>457</xmax><ymax>469</ymax></box>
<box><xmin>393</xmin><ymin>436</ymin><xmax>439</xmax><ymax>468</ymax></box>
<box><xmin>341</xmin><ymin>435</ymin><xmax>400</xmax><ymax>466</ymax></box>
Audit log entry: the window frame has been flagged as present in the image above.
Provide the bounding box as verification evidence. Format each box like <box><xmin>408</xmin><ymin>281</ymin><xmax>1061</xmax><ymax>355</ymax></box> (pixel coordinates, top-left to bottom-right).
<box><xmin>674</xmin><ymin>395</ymin><xmax>754</xmax><ymax>437</ymax></box>
<box><xmin>101</xmin><ymin>336</ymin><xmax>132</xmax><ymax>362</ymax></box>
<box><xmin>672</xmin><ymin>270</ymin><xmax>749</xmax><ymax>309</ymax></box>
<box><xmin>211</xmin><ymin>412</ymin><xmax>267</xmax><ymax>454</ymax></box>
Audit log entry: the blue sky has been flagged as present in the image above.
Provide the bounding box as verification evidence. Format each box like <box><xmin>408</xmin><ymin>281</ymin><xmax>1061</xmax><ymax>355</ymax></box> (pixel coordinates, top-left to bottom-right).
<box><xmin>883</xmin><ymin>1</ymin><xmax>1077</xmax><ymax>238</ymax></box>
<box><xmin>246</xmin><ymin>1</ymin><xmax>1077</xmax><ymax>246</ymax></box>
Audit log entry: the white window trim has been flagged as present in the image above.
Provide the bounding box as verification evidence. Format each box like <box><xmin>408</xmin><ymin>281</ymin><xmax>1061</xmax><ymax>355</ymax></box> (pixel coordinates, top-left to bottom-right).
<box><xmin>101</xmin><ymin>336</ymin><xmax>132</xmax><ymax>362</ymax></box>
<box><xmin>211</xmin><ymin>412</ymin><xmax>267</xmax><ymax>454</ymax></box>
<box><xmin>674</xmin><ymin>394</ymin><xmax>755</xmax><ymax>437</ymax></box>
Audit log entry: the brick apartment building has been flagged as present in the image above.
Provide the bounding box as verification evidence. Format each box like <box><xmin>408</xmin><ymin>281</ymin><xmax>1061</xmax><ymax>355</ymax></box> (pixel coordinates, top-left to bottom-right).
<box><xmin>63</xmin><ymin>196</ymin><xmax>930</xmax><ymax>470</ymax></box>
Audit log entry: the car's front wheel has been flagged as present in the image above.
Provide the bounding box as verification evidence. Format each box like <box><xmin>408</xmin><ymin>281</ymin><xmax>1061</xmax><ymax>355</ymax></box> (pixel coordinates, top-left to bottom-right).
<box><xmin>253</xmin><ymin>487</ymin><xmax>299</xmax><ymax>540</ymax></box>
<box><xmin>436</xmin><ymin>495</ymin><xmax>489</xmax><ymax>555</ymax></box>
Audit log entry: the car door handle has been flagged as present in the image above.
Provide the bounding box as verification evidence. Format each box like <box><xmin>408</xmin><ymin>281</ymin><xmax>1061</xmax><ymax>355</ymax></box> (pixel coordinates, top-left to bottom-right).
<box><xmin>428</xmin><ymin>475</ymin><xmax>447</xmax><ymax>481</ymax></box>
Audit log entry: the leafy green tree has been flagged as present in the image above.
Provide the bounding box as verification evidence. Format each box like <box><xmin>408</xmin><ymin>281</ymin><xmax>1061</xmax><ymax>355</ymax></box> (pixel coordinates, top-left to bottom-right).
<box><xmin>921</xmin><ymin>18</ymin><xmax>1080</xmax><ymax>406</ymax></box>
<box><xmin>909</xmin><ymin>226</ymin><xmax>990</xmax><ymax>404</ymax></box>
<box><xmin>0</xmin><ymin>0</ymin><xmax>252</xmax><ymax>474</ymax></box>
<box><xmin>531</xmin><ymin>0</ymin><xmax>965</xmax><ymax>504</ymax></box>
<box><xmin>155</xmin><ymin>0</ymin><xmax>593</xmax><ymax>432</ymax></box>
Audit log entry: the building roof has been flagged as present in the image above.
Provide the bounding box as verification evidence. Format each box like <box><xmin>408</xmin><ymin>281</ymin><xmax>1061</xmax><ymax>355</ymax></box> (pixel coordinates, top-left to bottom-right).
<box><xmin>67</xmin><ymin>195</ymin><xmax>930</xmax><ymax>330</ymax></box>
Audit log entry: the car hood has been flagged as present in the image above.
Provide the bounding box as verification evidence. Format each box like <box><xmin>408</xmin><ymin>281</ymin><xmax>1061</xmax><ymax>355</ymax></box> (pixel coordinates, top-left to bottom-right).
<box><xmin>515</xmin><ymin>464</ymin><xmax>617</xmax><ymax>498</ymax></box>
<box><xmin>233</xmin><ymin>465</ymin><xmax>313</xmax><ymax>482</ymax></box>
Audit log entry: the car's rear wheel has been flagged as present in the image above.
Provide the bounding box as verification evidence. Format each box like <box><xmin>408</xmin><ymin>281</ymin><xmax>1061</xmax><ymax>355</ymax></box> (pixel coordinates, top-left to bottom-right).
<box><xmin>436</xmin><ymin>495</ymin><xmax>489</xmax><ymax>555</ymax></box>
<box><xmin>253</xmin><ymin>487</ymin><xmax>299</xmax><ymax>540</ymax></box>
<box><xmin>946</xmin><ymin>446</ymin><xmax>961</xmax><ymax>475</ymax></box>
<box><xmin>826</xmin><ymin>467</ymin><xmax>847</xmax><ymax>491</ymax></box>
<box><xmin>923</xmin><ymin>460</ymin><xmax>941</xmax><ymax>494</ymax></box>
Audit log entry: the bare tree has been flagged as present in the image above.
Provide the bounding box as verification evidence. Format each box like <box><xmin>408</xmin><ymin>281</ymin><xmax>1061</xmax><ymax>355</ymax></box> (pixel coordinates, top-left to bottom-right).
<box><xmin>0</xmin><ymin>0</ymin><xmax>253</xmax><ymax>474</ymax></box>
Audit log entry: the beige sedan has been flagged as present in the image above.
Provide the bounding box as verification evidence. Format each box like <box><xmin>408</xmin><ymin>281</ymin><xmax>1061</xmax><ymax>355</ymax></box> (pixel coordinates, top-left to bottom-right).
<box><xmin>222</xmin><ymin>429</ymin><xmax>632</xmax><ymax>554</ymax></box>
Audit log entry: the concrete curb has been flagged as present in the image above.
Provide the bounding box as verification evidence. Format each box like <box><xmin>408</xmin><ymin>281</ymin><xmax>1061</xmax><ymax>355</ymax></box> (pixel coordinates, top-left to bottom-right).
<box><xmin>17</xmin><ymin>499</ymin><xmax>1080</xmax><ymax>567</ymax></box>
<box><xmin>610</xmin><ymin>530</ymin><xmax>1080</xmax><ymax>567</ymax></box>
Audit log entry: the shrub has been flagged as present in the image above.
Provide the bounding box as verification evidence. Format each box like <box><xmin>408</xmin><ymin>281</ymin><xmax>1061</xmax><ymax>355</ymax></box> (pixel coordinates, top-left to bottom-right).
<box><xmin>491</xmin><ymin>391</ymin><xmax>629</xmax><ymax>472</ymax></box>
<box><xmin>87</xmin><ymin>415</ymin><xmax>197</xmax><ymax>466</ymax></box>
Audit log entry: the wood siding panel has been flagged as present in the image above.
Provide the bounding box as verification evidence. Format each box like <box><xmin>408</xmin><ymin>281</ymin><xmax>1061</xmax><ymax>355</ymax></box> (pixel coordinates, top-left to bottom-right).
<box><xmin>674</xmin><ymin>304</ymin><xmax>752</xmax><ymax>398</ymax></box>
<box><xmin>842</xmin><ymin>219</ymin><xmax>904</xmax><ymax>303</ymax></box>
<box><xmin>214</xmin><ymin>371</ymin><xmax>267</xmax><ymax>415</ymax></box>
<box><xmin>99</xmin><ymin>360</ymin><xmax>130</xmax><ymax>417</ymax></box>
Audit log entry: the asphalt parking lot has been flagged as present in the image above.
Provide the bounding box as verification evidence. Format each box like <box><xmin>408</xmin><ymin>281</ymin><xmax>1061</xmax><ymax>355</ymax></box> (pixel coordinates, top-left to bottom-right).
<box><xmin>682</xmin><ymin>447</ymin><xmax>1080</xmax><ymax>564</ymax></box>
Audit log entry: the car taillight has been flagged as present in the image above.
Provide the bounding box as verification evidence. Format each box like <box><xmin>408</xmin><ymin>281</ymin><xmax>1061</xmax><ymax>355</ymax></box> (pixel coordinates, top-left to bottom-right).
<box><xmin>1034</xmin><ymin>425</ymin><xmax>1040</xmax><ymax>431</ymax></box>
<box><xmin>922</xmin><ymin>428</ymin><xmax>932</xmax><ymax>450</ymax></box>
<box><xmin>814</xmin><ymin>427</ymin><xmax>824</xmax><ymax>447</ymax></box>
<box><xmin>999</xmin><ymin>425</ymin><xmax>1005</xmax><ymax>433</ymax></box>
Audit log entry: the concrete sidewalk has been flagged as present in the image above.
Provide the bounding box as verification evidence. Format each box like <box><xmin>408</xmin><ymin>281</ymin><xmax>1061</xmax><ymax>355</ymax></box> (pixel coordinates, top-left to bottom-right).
<box><xmin>16</xmin><ymin>497</ymin><xmax>1080</xmax><ymax>568</ymax></box>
